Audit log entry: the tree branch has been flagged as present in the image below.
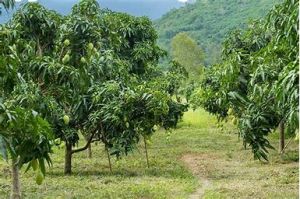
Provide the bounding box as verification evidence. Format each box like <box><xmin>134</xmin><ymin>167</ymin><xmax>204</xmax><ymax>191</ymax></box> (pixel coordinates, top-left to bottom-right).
<box><xmin>91</xmin><ymin>138</ymin><xmax>101</xmax><ymax>143</ymax></box>
<box><xmin>99</xmin><ymin>121</ymin><xmax>109</xmax><ymax>146</ymax></box>
<box><xmin>71</xmin><ymin>132</ymin><xmax>95</xmax><ymax>154</ymax></box>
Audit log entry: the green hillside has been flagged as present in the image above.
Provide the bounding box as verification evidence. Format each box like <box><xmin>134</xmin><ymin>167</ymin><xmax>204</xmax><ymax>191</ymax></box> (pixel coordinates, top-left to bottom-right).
<box><xmin>155</xmin><ymin>0</ymin><xmax>282</xmax><ymax>65</ymax></box>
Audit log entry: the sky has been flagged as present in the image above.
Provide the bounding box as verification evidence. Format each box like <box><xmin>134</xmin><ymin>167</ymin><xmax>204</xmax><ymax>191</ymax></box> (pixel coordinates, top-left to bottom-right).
<box><xmin>0</xmin><ymin>0</ymin><xmax>189</xmax><ymax>23</ymax></box>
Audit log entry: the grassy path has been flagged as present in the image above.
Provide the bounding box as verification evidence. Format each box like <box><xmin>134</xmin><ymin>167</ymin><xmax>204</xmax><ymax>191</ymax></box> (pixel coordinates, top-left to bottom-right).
<box><xmin>181</xmin><ymin>154</ymin><xmax>212</xmax><ymax>199</ymax></box>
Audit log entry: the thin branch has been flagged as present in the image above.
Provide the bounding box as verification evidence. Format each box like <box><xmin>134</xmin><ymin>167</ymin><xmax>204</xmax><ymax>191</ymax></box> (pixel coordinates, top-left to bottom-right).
<box><xmin>91</xmin><ymin>138</ymin><xmax>101</xmax><ymax>143</ymax></box>
<box><xmin>280</xmin><ymin>137</ymin><xmax>293</xmax><ymax>154</ymax></box>
<box><xmin>71</xmin><ymin>132</ymin><xmax>95</xmax><ymax>154</ymax></box>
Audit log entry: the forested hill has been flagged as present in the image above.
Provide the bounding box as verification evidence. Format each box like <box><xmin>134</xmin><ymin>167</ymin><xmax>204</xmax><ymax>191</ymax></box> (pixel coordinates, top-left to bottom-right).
<box><xmin>155</xmin><ymin>0</ymin><xmax>282</xmax><ymax>65</ymax></box>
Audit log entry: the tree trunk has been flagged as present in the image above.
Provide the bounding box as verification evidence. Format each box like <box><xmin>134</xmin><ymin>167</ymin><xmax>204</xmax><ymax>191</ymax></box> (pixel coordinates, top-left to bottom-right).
<box><xmin>144</xmin><ymin>137</ymin><xmax>150</xmax><ymax>168</ymax></box>
<box><xmin>176</xmin><ymin>95</ymin><xmax>181</xmax><ymax>103</ymax></box>
<box><xmin>10</xmin><ymin>158</ymin><xmax>21</xmax><ymax>199</ymax></box>
<box><xmin>64</xmin><ymin>143</ymin><xmax>72</xmax><ymax>175</ymax></box>
<box><xmin>87</xmin><ymin>144</ymin><xmax>92</xmax><ymax>158</ymax></box>
<box><xmin>105</xmin><ymin>146</ymin><xmax>112</xmax><ymax>173</ymax></box>
<box><xmin>279</xmin><ymin>121</ymin><xmax>285</xmax><ymax>153</ymax></box>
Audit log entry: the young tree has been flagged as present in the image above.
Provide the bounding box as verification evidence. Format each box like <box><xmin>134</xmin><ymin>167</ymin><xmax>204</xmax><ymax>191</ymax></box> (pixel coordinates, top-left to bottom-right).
<box><xmin>0</xmin><ymin>83</ymin><xmax>53</xmax><ymax>199</ymax></box>
<box><xmin>0</xmin><ymin>30</ymin><xmax>49</xmax><ymax>199</ymax></box>
<box><xmin>0</xmin><ymin>2</ymin><xmax>55</xmax><ymax>198</ymax></box>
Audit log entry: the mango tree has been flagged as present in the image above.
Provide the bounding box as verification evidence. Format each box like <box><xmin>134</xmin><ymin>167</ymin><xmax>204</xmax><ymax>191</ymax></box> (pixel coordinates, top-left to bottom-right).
<box><xmin>0</xmin><ymin>10</ymin><xmax>54</xmax><ymax>199</ymax></box>
<box><xmin>10</xmin><ymin>1</ymin><xmax>122</xmax><ymax>175</ymax></box>
<box><xmin>87</xmin><ymin>8</ymin><xmax>188</xmax><ymax>169</ymax></box>
<box><xmin>9</xmin><ymin>1</ymin><xmax>109</xmax><ymax>174</ymax></box>
<box><xmin>3</xmin><ymin>0</ymin><xmax>188</xmax><ymax>176</ymax></box>
<box><xmin>192</xmin><ymin>0</ymin><xmax>298</xmax><ymax>160</ymax></box>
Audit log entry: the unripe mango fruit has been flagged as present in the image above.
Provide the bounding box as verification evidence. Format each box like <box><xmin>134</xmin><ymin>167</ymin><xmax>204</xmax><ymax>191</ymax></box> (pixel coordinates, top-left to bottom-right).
<box><xmin>64</xmin><ymin>39</ymin><xmax>70</xmax><ymax>46</ymax></box>
<box><xmin>80</xmin><ymin>57</ymin><xmax>87</xmax><ymax>64</ymax></box>
<box><xmin>62</xmin><ymin>54</ymin><xmax>70</xmax><ymax>64</ymax></box>
<box><xmin>35</xmin><ymin>170</ymin><xmax>44</xmax><ymax>185</ymax></box>
<box><xmin>232</xmin><ymin>118</ymin><xmax>238</xmax><ymax>125</ymax></box>
<box><xmin>63</xmin><ymin>115</ymin><xmax>70</xmax><ymax>125</ymax></box>
<box><xmin>31</xmin><ymin>159</ymin><xmax>38</xmax><ymax>171</ymax></box>
<box><xmin>88</xmin><ymin>43</ymin><xmax>94</xmax><ymax>50</ymax></box>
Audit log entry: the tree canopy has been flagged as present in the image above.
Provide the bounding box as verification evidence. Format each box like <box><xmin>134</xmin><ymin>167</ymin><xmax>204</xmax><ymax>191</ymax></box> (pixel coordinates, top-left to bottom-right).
<box><xmin>0</xmin><ymin>1</ymin><xmax>187</xmax><ymax>191</ymax></box>
<box><xmin>191</xmin><ymin>0</ymin><xmax>298</xmax><ymax>161</ymax></box>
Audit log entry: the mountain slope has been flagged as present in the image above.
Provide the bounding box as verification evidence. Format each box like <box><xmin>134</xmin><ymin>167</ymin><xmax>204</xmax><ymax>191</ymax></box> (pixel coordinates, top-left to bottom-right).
<box><xmin>155</xmin><ymin>0</ymin><xmax>282</xmax><ymax>64</ymax></box>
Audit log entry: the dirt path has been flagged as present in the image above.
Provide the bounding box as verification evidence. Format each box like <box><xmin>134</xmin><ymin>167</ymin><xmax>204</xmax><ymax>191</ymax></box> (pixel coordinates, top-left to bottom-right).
<box><xmin>181</xmin><ymin>154</ymin><xmax>213</xmax><ymax>199</ymax></box>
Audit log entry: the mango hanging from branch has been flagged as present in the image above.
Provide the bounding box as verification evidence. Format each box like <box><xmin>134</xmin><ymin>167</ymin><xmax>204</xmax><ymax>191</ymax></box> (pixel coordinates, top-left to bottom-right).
<box><xmin>63</xmin><ymin>115</ymin><xmax>70</xmax><ymax>125</ymax></box>
<box><xmin>62</xmin><ymin>54</ymin><xmax>70</xmax><ymax>64</ymax></box>
<box><xmin>64</xmin><ymin>39</ymin><xmax>70</xmax><ymax>46</ymax></box>
<box><xmin>80</xmin><ymin>57</ymin><xmax>87</xmax><ymax>64</ymax></box>
<box><xmin>35</xmin><ymin>170</ymin><xmax>44</xmax><ymax>185</ymax></box>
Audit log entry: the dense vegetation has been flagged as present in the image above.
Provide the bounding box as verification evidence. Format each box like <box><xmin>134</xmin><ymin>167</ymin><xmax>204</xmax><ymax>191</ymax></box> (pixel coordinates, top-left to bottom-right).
<box><xmin>155</xmin><ymin>0</ymin><xmax>281</xmax><ymax>65</ymax></box>
<box><xmin>192</xmin><ymin>0</ymin><xmax>298</xmax><ymax>161</ymax></box>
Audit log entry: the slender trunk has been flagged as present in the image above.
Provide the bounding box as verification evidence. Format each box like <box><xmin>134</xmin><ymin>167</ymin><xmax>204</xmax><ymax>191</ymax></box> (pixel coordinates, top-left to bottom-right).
<box><xmin>10</xmin><ymin>158</ymin><xmax>21</xmax><ymax>199</ymax></box>
<box><xmin>64</xmin><ymin>143</ymin><xmax>72</xmax><ymax>175</ymax></box>
<box><xmin>279</xmin><ymin>121</ymin><xmax>285</xmax><ymax>153</ymax></box>
<box><xmin>105</xmin><ymin>146</ymin><xmax>112</xmax><ymax>173</ymax></box>
<box><xmin>87</xmin><ymin>144</ymin><xmax>92</xmax><ymax>158</ymax></box>
<box><xmin>144</xmin><ymin>137</ymin><xmax>150</xmax><ymax>168</ymax></box>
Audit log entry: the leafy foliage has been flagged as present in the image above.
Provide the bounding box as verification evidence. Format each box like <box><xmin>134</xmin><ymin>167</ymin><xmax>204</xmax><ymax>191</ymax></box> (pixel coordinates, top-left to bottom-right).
<box><xmin>0</xmin><ymin>0</ymin><xmax>14</xmax><ymax>15</ymax></box>
<box><xmin>192</xmin><ymin>0</ymin><xmax>298</xmax><ymax>160</ymax></box>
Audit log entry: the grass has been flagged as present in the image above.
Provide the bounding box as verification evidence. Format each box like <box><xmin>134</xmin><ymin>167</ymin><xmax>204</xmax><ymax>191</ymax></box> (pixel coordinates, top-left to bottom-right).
<box><xmin>0</xmin><ymin>109</ymin><xmax>298</xmax><ymax>198</ymax></box>
<box><xmin>179</xmin><ymin>109</ymin><xmax>218</xmax><ymax>129</ymax></box>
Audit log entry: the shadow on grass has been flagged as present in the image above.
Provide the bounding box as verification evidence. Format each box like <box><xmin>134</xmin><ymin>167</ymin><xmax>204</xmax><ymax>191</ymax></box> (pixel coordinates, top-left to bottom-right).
<box><xmin>280</xmin><ymin>150</ymin><xmax>299</xmax><ymax>163</ymax></box>
<box><xmin>47</xmin><ymin>166</ymin><xmax>192</xmax><ymax>180</ymax></box>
